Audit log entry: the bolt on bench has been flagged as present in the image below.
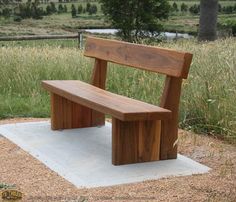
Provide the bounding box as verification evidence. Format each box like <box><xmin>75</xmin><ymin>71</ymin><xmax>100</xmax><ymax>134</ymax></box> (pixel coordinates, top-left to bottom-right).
<box><xmin>42</xmin><ymin>37</ymin><xmax>192</xmax><ymax>165</ymax></box>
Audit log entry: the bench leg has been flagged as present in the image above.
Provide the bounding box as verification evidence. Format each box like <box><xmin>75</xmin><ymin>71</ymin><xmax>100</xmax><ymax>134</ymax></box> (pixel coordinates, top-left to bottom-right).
<box><xmin>50</xmin><ymin>93</ymin><xmax>92</xmax><ymax>130</ymax></box>
<box><xmin>160</xmin><ymin>120</ymin><xmax>178</xmax><ymax>160</ymax></box>
<box><xmin>112</xmin><ymin>118</ymin><xmax>161</xmax><ymax>165</ymax></box>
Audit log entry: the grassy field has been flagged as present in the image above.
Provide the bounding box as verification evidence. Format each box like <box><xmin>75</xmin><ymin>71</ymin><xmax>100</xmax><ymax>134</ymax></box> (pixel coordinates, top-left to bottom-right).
<box><xmin>163</xmin><ymin>13</ymin><xmax>236</xmax><ymax>35</ymax></box>
<box><xmin>1</xmin><ymin>12</ymin><xmax>235</xmax><ymax>37</ymax></box>
<box><xmin>0</xmin><ymin>13</ymin><xmax>109</xmax><ymax>36</ymax></box>
<box><xmin>0</xmin><ymin>0</ymin><xmax>235</xmax><ymax>36</ymax></box>
<box><xmin>0</xmin><ymin>38</ymin><xmax>235</xmax><ymax>143</ymax></box>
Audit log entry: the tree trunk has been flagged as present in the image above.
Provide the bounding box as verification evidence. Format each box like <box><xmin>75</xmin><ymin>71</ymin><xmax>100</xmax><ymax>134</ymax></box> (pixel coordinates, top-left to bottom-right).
<box><xmin>198</xmin><ymin>0</ymin><xmax>218</xmax><ymax>41</ymax></box>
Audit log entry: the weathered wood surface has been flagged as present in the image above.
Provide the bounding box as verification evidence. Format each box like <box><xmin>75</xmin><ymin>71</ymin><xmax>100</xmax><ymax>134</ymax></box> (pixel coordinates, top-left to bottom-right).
<box><xmin>42</xmin><ymin>80</ymin><xmax>172</xmax><ymax>122</ymax></box>
<box><xmin>112</xmin><ymin>118</ymin><xmax>161</xmax><ymax>165</ymax></box>
<box><xmin>84</xmin><ymin>37</ymin><xmax>193</xmax><ymax>79</ymax></box>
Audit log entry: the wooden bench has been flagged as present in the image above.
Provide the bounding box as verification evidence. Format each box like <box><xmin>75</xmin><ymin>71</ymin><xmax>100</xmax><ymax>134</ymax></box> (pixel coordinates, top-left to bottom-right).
<box><xmin>42</xmin><ymin>37</ymin><xmax>193</xmax><ymax>165</ymax></box>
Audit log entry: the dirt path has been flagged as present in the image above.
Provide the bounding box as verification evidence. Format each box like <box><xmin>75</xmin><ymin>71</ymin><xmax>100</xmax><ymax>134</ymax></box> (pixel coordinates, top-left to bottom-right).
<box><xmin>0</xmin><ymin>118</ymin><xmax>235</xmax><ymax>202</ymax></box>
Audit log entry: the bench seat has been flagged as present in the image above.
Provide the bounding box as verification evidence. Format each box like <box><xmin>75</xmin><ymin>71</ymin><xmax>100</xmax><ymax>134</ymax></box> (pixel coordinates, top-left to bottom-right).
<box><xmin>42</xmin><ymin>80</ymin><xmax>172</xmax><ymax>121</ymax></box>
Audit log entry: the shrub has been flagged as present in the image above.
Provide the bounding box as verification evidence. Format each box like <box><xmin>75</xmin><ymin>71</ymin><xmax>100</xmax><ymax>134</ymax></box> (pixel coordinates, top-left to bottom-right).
<box><xmin>189</xmin><ymin>4</ymin><xmax>200</xmax><ymax>14</ymax></box>
<box><xmin>88</xmin><ymin>4</ymin><xmax>97</xmax><ymax>15</ymax></box>
<box><xmin>221</xmin><ymin>20</ymin><xmax>236</xmax><ymax>36</ymax></box>
<box><xmin>50</xmin><ymin>2</ymin><xmax>57</xmax><ymax>13</ymax></box>
<box><xmin>71</xmin><ymin>4</ymin><xmax>76</xmax><ymax>18</ymax></box>
<box><xmin>58</xmin><ymin>4</ymin><xmax>64</xmax><ymax>13</ymax></box>
<box><xmin>181</xmin><ymin>3</ymin><xmax>188</xmax><ymax>12</ymax></box>
<box><xmin>63</xmin><ymin>5</ymin><xmax>67</xmax><ymax>13</ymax></box>
<box><xmin>13</xmin><ymin>15</ymin><xmax>22</xmax><ymax>22</ymax></box>
<box><xmin>2</xmin><ymin>8</ymin><xmax>11</xmax><ymax>18</ymax></box>
<box><xmin>46</xmin><ymin>5</ymin><xmax>52</xmax><ymax>15</ymax></box>
<box><xmin>172</xmin><ymin>2</ymin><xmax>178</xmax><ymax>12</ymax></box>
<box><xmin>78</xmin><ymin>4</ymin><xmax>83</xmax><ymax>14</ymax></box>
<box><xmin>86</xmin><ymin>2</ymin><xmax>91</xmax><ymax>12</ymax></box>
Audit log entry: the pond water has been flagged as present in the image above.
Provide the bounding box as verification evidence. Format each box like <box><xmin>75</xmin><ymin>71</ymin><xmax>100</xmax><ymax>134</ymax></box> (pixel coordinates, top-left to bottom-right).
<box><xmin>84</xmin><ymin>29</ymin><xmax>193</xmax><ymax>39</ymax></box>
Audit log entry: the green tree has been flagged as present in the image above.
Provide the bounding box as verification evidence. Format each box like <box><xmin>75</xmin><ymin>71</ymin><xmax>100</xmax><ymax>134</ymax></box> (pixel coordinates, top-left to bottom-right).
<box><xmin>189</xmin><ymin>4</ymin><xmax>200</xmax><ymax>14</ymax></box>
<box><xmin>46</xmin><ymin>4</ymin><xmax>52</xmax><ymax>14</ymax></box>
<box><xmin>71</xmin><ymin>4</ymin><xmax>76</xmax><ymax>18</ymax></box>
<box><xmin>172</xmin><ymin>2</ymin><xmax>178</xmax><ymax>12</ymax></box>
<box><xmin>63</xmin><ymin>5</ymin><xmax>67</xmax><ymax>13</ymax></box>
<box><xmin>15</xmin><ymin>0</ymin><xmax>43</xmax><ymax>19</ymax></box>
<box><xmin>224</xmin><ymin>5</ymin><xmax>234</xmax><ymax>14</ymax></box>
<box><xmin>100</xmin><ymin>0</ymin><xmax>170</xmax><ymax>42</ymax></box>
<box><xmin>58</xmin><ymin>4</ymin><xmax>64</xmax><ymax>13</ymax></box>
<box><xmin>88</xmin><ymin>4</ymin><xmax>97</xmax><ymax>15</ymax></box>
<box><xmin>0</xmin><ymin>0</ymin><xmax>14</xmax><ymax>5</ymax></box>
<box><xmin>77</xmin><ymin>4</ymin><xmax>83</xmax><ymax>14</ymax></box>
<box><xmin>50</xmin><ymin>2</ymin><xmax>57</xmax><ymax>13</ymax></box>
<box><xmin>181</xmin><ymin>3</ymin><xmax>188</xmax><ymax>12</ymax></box>
<box><xmin>86</xmin><ymin>2</ymin><xmax>91</xmax><ymax>12</ymax></box>
<box><xmin>31</xmin><ymin>0</ymin><xmax>43</xmax><ymax>19</ymax></box>
<box><xmin>2</xmin><ymin>8</ymin><xmax>11</xmax><ymax>18</ymax></box>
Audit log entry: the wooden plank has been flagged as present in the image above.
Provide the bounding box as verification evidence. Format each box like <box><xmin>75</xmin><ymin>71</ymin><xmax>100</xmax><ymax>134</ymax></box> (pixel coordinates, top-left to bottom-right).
<box><xmin>159</xmin><ymin>76</ymin><xmax>182</xmax><ymax>160</ymax></box>
<box><xmin>84</xmin><ymin>37</ymin><xmax>193</xmax><ymax>79</ymax></box>
<box><xmin>91</xmin><ymin>59</ymin><xmax>108</xmax><ymax>126</ymax></box>
<box><xmin>50</xmin><ymin>93</ymin><xmax>92</xmax><ymax>130</ymax></box>
<box><xmin>112</xmin><ymin>118</ymin><xmax>161</xmax><ymax>165</ymax></box>
<box><xmin>42</xmin><ymin>80</ymin><xmax>172</xmax><ymax>121</ymax></box>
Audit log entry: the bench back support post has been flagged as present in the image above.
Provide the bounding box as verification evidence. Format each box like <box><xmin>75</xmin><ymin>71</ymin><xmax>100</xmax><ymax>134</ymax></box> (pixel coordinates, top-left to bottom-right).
<box><xmin>160</xmin><ymin>76</ymin><xmax>182</xmax><ymax>160</ymax></box>
<box><xmin>91</xmin><ymin>59</ymin><xmax>108</xmax><ymax>89</ymax></box>
<box><xmin>90</xmin><ymin>58</ymin><xmax>108</xmax><ymax>125</ymax></box>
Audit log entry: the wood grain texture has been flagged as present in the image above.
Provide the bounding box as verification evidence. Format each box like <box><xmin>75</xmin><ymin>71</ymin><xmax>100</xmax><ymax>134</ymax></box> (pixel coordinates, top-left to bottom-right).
<box><xmin>91</xmin><ymin>58</ymin><xmax>107</xmax><ymax>89</ymax></box>
<box><xmin>90</xmin><ymin>58</ymin><xmax>108</xmax><ymax>126</ymax></box>
<box><xmin>50</xmin><ymin>93</ymin><xmax>92</xmax><ymax>130</ymax></box>
<box><xmin>159</xmin><ymin>76</ymin><xmax>182</xmax><ymax>160</ymax></box>
<box><xmin>42</xmin><ymin>80</ymin><xmax>172</xmax><ymax>121</ymax></box>
<box><xmin>112</xmin><ymin>118</ymin><xmax>161</xmax><ymax>165</ymax></box>
<box><xmin>84</xmin><ymin>37</ymin><xmax>193</xmax><ymax>79</ymax></box>
<box><xmin>43</xmin><ymin>37</ymin><xmax>193</xmax><ymax>164</ymax></box>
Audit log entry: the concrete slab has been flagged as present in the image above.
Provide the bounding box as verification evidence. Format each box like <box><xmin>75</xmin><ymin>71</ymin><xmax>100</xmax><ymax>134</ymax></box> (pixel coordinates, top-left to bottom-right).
<box><xmin>0</xmin><ymin>121</ymin><xmax>210</xmax><ymax>188</ymax></box>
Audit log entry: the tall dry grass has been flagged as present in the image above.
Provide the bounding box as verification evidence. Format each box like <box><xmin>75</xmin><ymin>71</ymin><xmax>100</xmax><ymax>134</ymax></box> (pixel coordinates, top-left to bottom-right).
<box><xmin>0</xmin><ymin>38</ymin><xmax>235</xmax><ymax>142</ymax></box>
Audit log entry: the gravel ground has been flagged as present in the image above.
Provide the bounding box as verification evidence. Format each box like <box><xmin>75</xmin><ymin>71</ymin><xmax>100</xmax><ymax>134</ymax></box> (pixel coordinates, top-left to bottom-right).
<box><xmin>0</xmin><ymin>118</ymin><xmax>235</xmax><ymax>202</ymax></box>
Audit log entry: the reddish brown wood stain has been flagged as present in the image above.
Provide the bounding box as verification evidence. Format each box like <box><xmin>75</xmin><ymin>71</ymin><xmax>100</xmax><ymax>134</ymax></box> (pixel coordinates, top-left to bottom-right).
<box><xmin>42</xmin><ymin>37</ymin><xmax>192</xmax><ymax>165</ymax></box>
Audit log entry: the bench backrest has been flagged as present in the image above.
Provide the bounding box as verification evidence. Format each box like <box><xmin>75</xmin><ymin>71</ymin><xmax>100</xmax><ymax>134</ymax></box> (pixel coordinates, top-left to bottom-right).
<box><xmin>84</xmin><ymin>37</ymin><xmax>192</xmax><ymax>79</ymax></box>
<box><xmin>84</xmin><ymin>37</ymin><xmax>192</xmax><ymax>159</ymax></box>
<box><xmin>84</xmin><ymin>36</ymin><xmax>193</xmax><ymax>159</ymax></box>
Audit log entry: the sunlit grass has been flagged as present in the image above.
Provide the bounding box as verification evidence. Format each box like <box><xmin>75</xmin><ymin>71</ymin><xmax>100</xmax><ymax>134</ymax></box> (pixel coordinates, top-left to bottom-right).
<box><xmin>0</xmin><ymin>38</ymin><xmax>235</xmax><ymax>143</ymax></box>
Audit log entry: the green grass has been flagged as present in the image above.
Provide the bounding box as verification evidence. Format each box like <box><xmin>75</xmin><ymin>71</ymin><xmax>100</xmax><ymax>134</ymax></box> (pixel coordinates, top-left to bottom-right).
<box><xmin>160</xmin><ymin>39</ymin><xmax>236</xmax><ymax>143</ymax></box>
<box><xmin>0</xmin><ymin>39</ymin><xmax>79</xmax><ymax>48</ymax></box>
<box><xmin>1</xmin><ymin>0</ymin><xmax>236</xmax><ymax>36</ymax></box>
<box><xmin>0</xmin><ymin>13</ymin><xmax>109</xmax><ymax>37</ymax></box>
<box><xmin>0</xmin><ymin>38</ymin><xmax>235</xmax><ymax>143</ymax></box>
<box><xmin>0</xmin><ymin>183</ymin><xmax>16</xmax><ymax>189</ymax></box>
